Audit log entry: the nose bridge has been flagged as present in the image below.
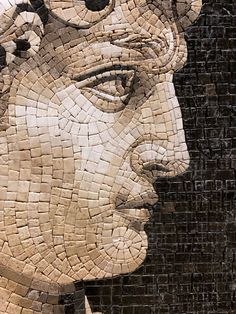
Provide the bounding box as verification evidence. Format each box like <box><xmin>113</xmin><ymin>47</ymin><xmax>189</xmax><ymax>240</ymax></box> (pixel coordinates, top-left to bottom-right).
<box><xmin>138</xmin><ymin>82</ymin><xmax>186</xmax><ymax>142</ymax></box>
<box><xmin>130</xmin><ymin>82</ymin><xmax>190</xmax><ymax>178</ymax></box>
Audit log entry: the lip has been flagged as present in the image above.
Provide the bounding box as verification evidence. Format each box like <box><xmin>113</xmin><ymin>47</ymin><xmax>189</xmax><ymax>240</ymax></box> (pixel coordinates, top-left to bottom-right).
<box><xmin>117</xmin><ymin>207</ymin><xmax>150</xmax><ymax>223</ymax></box>
<box><xmin>116</xmin><ymin>192</ymin><xmax>158</xmax><ymax>223</ymax></box>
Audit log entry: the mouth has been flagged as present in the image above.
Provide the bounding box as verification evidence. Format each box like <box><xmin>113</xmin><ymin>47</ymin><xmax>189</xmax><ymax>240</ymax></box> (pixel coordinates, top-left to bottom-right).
<box><xmin>117</xmin><ymin>207</ymin><xmax>150</xmax><ymax>223</ymax></box>
<box><xmin>115</xmin><ymin>192</ymin><xmax>158</xmax><ymax>224</ymax></box>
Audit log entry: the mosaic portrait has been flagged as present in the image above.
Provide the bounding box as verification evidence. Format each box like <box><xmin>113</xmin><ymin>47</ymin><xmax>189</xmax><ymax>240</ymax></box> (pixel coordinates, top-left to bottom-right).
<box><xmin>0</xmin><ymin>0</ymin><xmax>202</xmax><ymax>312</ymax></box>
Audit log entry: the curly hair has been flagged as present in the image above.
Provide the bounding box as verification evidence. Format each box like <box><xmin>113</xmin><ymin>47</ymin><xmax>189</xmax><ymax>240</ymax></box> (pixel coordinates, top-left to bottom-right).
<box><xmin>0</xmin><ymin>0</ymin><xmax>48</xmax><ymax>128</ymax></box>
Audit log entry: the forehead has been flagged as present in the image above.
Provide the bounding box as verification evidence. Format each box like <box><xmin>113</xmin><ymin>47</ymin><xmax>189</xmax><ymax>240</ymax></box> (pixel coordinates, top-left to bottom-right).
<box><xmin>44</xmin><ymin>0</ymin><xmax>172</xmax><ymax>29</ymax></box>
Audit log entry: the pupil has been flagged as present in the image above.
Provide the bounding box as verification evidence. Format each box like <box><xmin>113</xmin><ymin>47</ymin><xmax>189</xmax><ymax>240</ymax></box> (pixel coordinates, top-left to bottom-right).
<box><xmin>85</xmin><ymin>0</ymin><xmax>110</xmax><ymax>12</ymax></box>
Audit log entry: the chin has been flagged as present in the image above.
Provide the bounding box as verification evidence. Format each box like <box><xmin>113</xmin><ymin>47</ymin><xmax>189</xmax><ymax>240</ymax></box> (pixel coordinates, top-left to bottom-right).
<box><xmin>90</xmin><ymin>228</ymin><xmax>148</xmax><ymax>279</ymax></box>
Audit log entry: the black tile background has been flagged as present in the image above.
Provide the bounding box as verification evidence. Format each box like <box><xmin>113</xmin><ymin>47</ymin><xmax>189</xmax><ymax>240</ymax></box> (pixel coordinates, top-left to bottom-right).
<box><xmin>65</xmin><ymin>0</ymin><xmax>236</xmax><ymax>313</ymax></box>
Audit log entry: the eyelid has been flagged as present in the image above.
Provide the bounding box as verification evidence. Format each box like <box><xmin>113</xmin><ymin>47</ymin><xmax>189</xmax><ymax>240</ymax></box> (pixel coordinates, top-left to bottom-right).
<box><xmin>85</xmin><ymin>88</ymin><xmax>128</xmax><ymax>102</ymax></box>
<box><xmin>74</xmin><ymin>71</ymin><xmax>115</xmax><ymax>89</ymax></box>
<box><xmin>72</xmin><ymin>67</ymin><xmax>136</xmax><ymax>113</ymax></box>
<box><xmin>74</xmin><ymin>73</ymin><xmax>134</xmax><ymax>95</ymax></box>
<box><xmin>83</xmin><ymin>74</ymin><xmax>129</xmax><ymax>100</ymax></box>
<box><xmin>76</xmin><ymin>70</ymin><xmax>135</xmax><ymax>102</ymax></box>
<box><xmin>74</xmin><ymin>66</ymin><xmax>135</xmax><ymax>88</ymax></box>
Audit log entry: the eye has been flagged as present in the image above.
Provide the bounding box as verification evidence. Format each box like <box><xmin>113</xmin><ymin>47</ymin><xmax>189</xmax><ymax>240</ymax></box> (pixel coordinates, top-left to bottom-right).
<box><xmin>45</xmin><ymin>0</ymin><xmax>114</xmax><ymax>28</ymax></box>
<box><xmin>85</xmin><ymin>73</ymin><xmax>134</xmax><ymax>100</ymax></box>
<box><xmin>74</xmin><ymin>67</ymin><xmax>136</xmax><ymax>113</ymax></box>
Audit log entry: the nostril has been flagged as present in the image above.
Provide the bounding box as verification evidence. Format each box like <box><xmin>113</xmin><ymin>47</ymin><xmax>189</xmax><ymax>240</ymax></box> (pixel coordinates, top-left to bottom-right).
<box><xmin>142</xmin><ymin>163</ymin><xmax>172</xmax><ymax>183</ymax></box>
<box><xmin>144</xmin><ymin>163</ymin><xmax>171</xmax><ymax>173</ymax></box>
<box><xmin>131</xmin><ymin>142</ymin><xmax>171</xmax><ymax>178</ymax></box>
<box><xmin>131</xmin><ymin>141</ymin><xmax>190</xmax><ymax>181</ymax></box>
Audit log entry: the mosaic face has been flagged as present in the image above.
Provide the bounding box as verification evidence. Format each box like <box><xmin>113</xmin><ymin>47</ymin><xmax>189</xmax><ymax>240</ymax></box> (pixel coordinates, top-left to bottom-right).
<box><xmin>0</xmin><ymin>0</ymin><xmax>202</xmax><ymax>287</ymax></box>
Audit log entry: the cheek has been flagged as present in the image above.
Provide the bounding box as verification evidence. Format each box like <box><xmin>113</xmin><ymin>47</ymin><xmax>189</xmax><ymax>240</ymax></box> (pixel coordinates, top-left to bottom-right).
<box><xmin>56</xmin><ymin>84</ymin><xmax>118</xmax><ymax>139</ymax></box>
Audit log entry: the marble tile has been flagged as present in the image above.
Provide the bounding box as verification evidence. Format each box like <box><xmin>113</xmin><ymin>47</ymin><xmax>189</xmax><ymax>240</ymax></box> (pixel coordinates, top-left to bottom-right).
<box><xmin>0</xmin><ymin>0</ymin><xmax>202</xmax><ymax>312</ymax></box>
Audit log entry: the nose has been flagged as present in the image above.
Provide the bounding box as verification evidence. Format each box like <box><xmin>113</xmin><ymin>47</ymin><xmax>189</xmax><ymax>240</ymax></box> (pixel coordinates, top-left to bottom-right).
<box><xmin>130</xmin><ymin>81</ymin><xmax>190</xmax><ymax>182</ymax></box>
<box><xmin>131</xmin><ymin>140</ymin><xmax>189</xmax><ymax>182</ymax></box>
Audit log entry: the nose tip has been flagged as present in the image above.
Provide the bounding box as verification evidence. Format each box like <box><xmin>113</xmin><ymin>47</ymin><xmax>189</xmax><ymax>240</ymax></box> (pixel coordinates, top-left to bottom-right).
<box><xmin>131</xmin><ymin>141</ymin><xmax>189</xmax><ymax>182</ymax></box>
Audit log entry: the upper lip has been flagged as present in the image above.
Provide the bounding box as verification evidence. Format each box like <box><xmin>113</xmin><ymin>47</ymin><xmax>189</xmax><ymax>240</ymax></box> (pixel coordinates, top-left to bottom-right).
<box><xmin>117</xmin><ymin>208</ymin><xmax>151</xmax><ymax>222</ymax></box>
<box><xmin>116</xmin><ymin>196</ymin><xmax>158</xmax><ymax>209</ymax></box>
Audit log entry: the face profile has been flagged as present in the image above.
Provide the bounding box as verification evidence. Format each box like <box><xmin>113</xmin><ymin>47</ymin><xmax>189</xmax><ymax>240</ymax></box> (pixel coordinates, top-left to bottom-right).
<box><xmin>0</xmin><ymin>0</ymin><xmax>202</xmax><ymax>311</ymax></box>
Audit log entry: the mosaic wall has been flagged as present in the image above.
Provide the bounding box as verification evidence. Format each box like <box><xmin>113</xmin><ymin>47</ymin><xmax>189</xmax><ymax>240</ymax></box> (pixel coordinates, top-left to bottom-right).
<box><xmin>0</xmin><ymin>0</ymin><xmax>235</xmax><ymax>313</ymax></box>
<box><xmin>82</xmin><ymin>1</ymin><xmax>236</xmax><ymax>314</ymax></box>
